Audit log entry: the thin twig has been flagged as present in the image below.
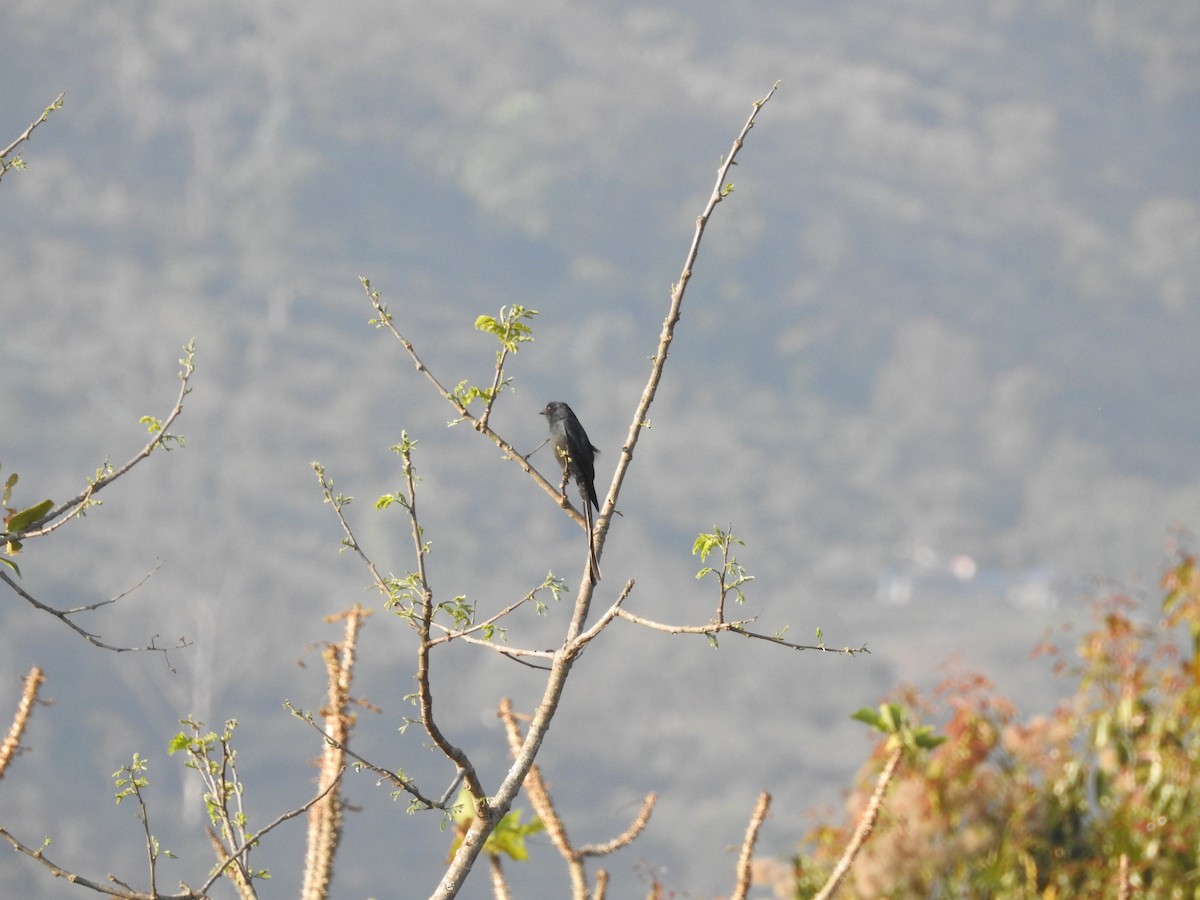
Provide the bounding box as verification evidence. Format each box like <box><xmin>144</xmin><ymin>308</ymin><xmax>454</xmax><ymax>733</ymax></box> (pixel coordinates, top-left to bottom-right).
<box><xmin>731</xmin><ymin>792</ymin><xmax>771</xmax><ymax>900</ymax></box>
<box><xmin>613</xmin><ymin>606</ymin><xmax>869</xmax><ymax>654</ymax></box>
<box><xmin>312</xmin><ymin>463</ymin><xmax>394</xmax><ymax>599</ymax></box>
<box><xmin>477</xmin><ymin>322</ymin><xmax>516</xmax><ymax>432</ymax></box>
<box><xmin>61</xmin><ymin>562</ymin><xmax>164</xmax><ymax>614</ymax></box>
<box><xmin>727</xmin><ymin>624</ymin><xmax>870</xmax><ymax>656</ymax></box>
<box><xmin>426</xmin><ymin>589</ymin><xmax>548</xmax><ymax>647</ymax></box>
<box><xmin>2</xmin><ymin>341</ymin><xmax>195</xmax><ymax>543</ymax></box>
<box><xmin>284</xmin><ymin>701</ymin><xmax>449</xmax><ymax>811</ymax></box>
<box><xmin>0</xmin><ymin>569</ymin><xmax>187</xmax><ymax>655</ymax></box>
<box><xmin>613</xmin><ymin>606</ymin><xmax>755</xmax><ymax>636</ymax></box>
<box><xmin>571</xmin><ymin>580</ymin><xmax>636</xmax><ymax>648</ymax></box>
<box><xmin>576</xmin><ymin>795</ymin><xmax>656</xmax><ymax>858</ymax></box>
<box><xmin>128</xmin><ymin>776</ymin><xmax>158</xmax><ymax>897</ymax></box>
<box><xmin>0</xmin><ymin>825</ymin><xmax>150</xmax><ymax>899</ymax></box>
<box><xmin>0</xmin><ymin>92</ymin><xmax>64</xmax><ymax>180</ymax></box>
<box><xmin>430</xmin><ymin>630</ymin><xmax>555</xmax><ymax>662</ymax></box>
<box><xmin>194</xmin><ymin>774</ymin><xmax>345</xmax><ymax>898</ymax></box>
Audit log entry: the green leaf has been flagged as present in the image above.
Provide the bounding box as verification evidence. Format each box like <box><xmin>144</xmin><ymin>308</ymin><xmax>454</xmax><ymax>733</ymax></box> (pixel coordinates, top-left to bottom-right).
<box><xmin>851</xmin><ymin>707</ymin><xmax>884</xmax><ymax>729</ymax></box>
<box><xmin>167</xmin><ymin>733</ymin><xmax>191</xmax><ymax>755</ymax></box>
<box><xmin>693</xmin><ymin>532</ymin><xmax>721</xmax><ymax>561</ymax></box>
<box><xmin>912</xmin><ymin>727</ymin><xmax>947</xmax><ymax>750</ymax></box>
<box><xmin>853</xmin><ymin>702</ymin><xmax>946</xmax><ymax>754</ymax></box>
<box><xmin>6</xmin><ymin>498</ymin><xmax>54</xmax><ymax>532</ymax></box>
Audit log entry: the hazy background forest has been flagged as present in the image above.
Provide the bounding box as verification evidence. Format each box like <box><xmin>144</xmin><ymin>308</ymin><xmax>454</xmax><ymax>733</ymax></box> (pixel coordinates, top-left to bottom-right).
<box><xmin>2</xmin><ymin>2</ymin><xmax>1198</xmax><ymax>897</ymax></box>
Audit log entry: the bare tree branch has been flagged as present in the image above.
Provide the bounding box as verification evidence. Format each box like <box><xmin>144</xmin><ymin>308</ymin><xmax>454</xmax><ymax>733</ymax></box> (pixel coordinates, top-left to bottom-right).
<box><xmin>575</xmin><ymin>795</ymin><xmax>656</xmax><ymax>859</ymax></box>
<box><xmin>812</xmin><ymin>746</ymin><xmax>904</xmax><ymax>900</ymax></box>
<box><xmin>301</xmin><ymin>606</ymin><xmax>369</xmax><ymax>900</ymax></box>
<box><xmin>612</xmin><ymin>605</ymin><xmax>869</xmax><ymax>654</ymax></box>
<box><xmin>0</xmin><ymin>666</ymin><xmax>44</xmax><ymax>780</ymax></box>
<box><xmin>731</xmin><ymin>792</ymin><xmax>771</xmax><ymax>900</ymax></box>
<box><xmin>0</xmin><ymin>568</ymin><xmax>187</xmax><ymax>655</ymax></box>
<box><xmin>284</xmin><ymin>700</ymin><xmax>453</xmax><ymax>812</ymax></box>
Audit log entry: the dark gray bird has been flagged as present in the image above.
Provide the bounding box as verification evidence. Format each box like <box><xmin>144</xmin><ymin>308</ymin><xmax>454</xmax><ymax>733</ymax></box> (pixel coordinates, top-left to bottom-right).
<box><xmin>541</xmin><ymin>401</ymin><xmax>601</xmax><ymax>582</ymax></box>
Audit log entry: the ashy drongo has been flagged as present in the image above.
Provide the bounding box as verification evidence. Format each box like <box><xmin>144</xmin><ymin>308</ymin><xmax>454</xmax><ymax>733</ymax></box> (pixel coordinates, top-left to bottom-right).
<box><xmin>541</xmin><ymin>401</ymin><xmax>601</xmax><ymax>583</ymax></box>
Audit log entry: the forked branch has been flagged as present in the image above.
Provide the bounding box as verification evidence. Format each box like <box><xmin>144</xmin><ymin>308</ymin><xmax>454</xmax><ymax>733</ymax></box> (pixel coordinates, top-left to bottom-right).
<box><xmin>498</xmin><ymin>698</ymin><xmax>655</xmax><ymax>899</ymax></box>
<box><xmin>432</xmin><ymin>83</ymin><xmax>782</xmax><ymax>899</ymax></box>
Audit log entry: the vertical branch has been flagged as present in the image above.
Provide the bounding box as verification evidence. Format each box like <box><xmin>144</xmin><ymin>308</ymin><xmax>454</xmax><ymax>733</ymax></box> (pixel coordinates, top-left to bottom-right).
<box><xmin>397</xmin><ymin>441</ymin><xmax>485</xmax><ymax>800</ymax></box>
<box><xmin>731</xmin><ymin>792</ymin><xmax>771</xmax><ymax>900</ymax></box>
<box><xmin>813</xmin><ymin>746</ymin><xmax>904</xmax><ymax>900</ymax></box>
<box><xmin>302</xmin><ymin>606</ymin><xmax>370</xmax><ymax>900</ymax></box>
<box><xmin>0</xmin><ymin>667</ymin><xmax>43</xmax><ymax>780</ymax></box>
<box><xmin>579</xmin><ymin>82</ymin><xmax>779</xmax><ymax>640</ymax></box>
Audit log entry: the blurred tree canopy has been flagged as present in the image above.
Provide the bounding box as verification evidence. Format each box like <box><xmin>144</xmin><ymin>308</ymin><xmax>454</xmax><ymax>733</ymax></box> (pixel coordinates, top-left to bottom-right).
<box><xmin>774</xmin><ymin>553</ymin><xmax>1200</xmax><ymax>899</ymax></box>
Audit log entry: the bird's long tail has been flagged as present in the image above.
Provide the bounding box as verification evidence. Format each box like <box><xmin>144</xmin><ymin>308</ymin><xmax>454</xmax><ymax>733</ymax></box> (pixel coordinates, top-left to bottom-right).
<box><xmin>583</xmin><ymin>497</ymin><xmax>601</xmax><ymax>583</ymax></box>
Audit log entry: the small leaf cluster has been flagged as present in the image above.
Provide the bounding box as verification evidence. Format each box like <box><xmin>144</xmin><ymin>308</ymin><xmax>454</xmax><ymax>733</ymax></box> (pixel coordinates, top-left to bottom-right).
<box><xmin>448</xmin><ymin>787</ymin><xmax>544</xmax><ymax>863</ymax></box>
<box><xmin>693</xmin><ymin>525</ymin><xmax>755</xmax><ymax>604</ymax></box>
<box><xmin>851</xmin><ymin>703</ymin><xmax>946</xmax><ymax>753</ymax></box>
<box><xmin>1</xmin><ymin>465</ymin><xmax>53</xmax><ymax>570</ymax></box>
<box><xmin>474</xmin><ymin>305</ymin><xmax>537</xmax><ymax>356</ymax></box>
